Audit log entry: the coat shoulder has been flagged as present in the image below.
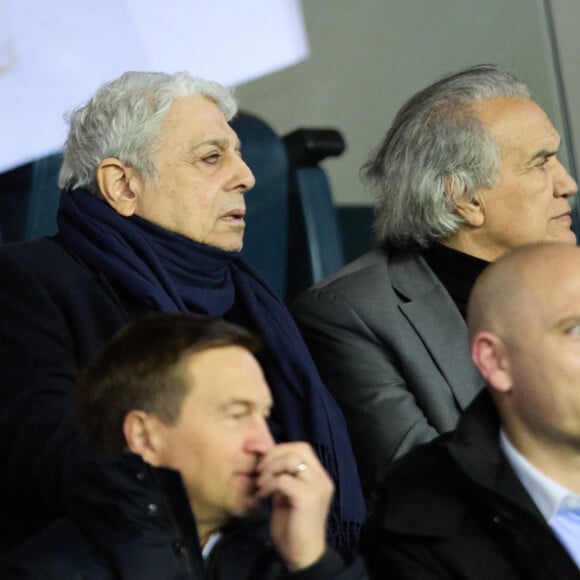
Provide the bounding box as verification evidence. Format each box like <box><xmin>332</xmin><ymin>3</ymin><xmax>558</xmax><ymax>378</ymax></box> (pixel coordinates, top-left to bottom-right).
<box><xmin>0</xmin><ymin>236</ymin><xmax>90</xmax><ymax>290</ymax></box>
<box><xmin>1</xmin><ymin>519</ymin><xmax>107</xmax><ymax>579</ymax></box>
<box><xmin>365</xmin><ymin>437</ymin><xmax>470</xmax><ymax>538</ymax></box>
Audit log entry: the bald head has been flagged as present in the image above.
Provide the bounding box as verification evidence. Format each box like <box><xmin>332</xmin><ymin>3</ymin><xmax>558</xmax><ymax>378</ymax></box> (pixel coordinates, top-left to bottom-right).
<box><xmin>468</xmin><ymin>242</ymin><xmax>580</xmax><ymax>474</ymax></box>
<box><xmin>467</xmin><ymin>242</ymin><xmax>580</xmax><ymax>342</ymax></box>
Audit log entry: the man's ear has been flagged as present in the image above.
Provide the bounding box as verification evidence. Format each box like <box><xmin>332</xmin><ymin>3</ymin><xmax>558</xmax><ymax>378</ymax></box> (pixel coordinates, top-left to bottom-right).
<box><xmin>445</xmin><ymin>179</ymin><xmax>485</xmax><ymax>227</ymax></box>
<box><xmin>123</xmin><ymin>410</ymin><xmax>165</xmax><ymax>466</ymax></box>
<box><xmin>455</xmin><ymin>197</ymin><xmax>485</xmax><ymax>227</ymax></box>
<box><xmin>96</xmin><ymin>157</ymin><xmax>143</xmax><ymax>217</ymax></box>
<box><xmin>471</xmin><ymin>331</ymin><xmax>512</xmax><ymax>394</ymax></box>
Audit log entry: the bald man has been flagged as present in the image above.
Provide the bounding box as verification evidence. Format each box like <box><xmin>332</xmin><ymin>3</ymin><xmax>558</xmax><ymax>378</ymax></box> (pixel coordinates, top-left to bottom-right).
<box><xmin>360</xmin><ymin>243</ymin><xmax>580</xmax><ymax>580</ymax></box>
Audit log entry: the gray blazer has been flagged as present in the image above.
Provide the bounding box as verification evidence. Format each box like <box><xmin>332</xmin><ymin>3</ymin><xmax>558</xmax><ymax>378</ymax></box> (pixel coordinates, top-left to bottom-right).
<box><xmin>292</xmin><ymin>247</ymin><xmax>485</xmax><ymax>497</ymax></box>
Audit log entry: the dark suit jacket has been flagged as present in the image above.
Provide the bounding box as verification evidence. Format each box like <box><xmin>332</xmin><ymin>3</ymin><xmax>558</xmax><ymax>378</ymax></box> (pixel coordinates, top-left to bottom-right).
<box><xmin>292</xmin><ymin>247</ymin><xmax>485</xmax><ymax>497</ymax></box>
<box><xmin>0</xmin><ymin>235</ymin><xmax>149</xmax><ymax>547</ymax></box>
<box><xmin>359</xmin><ymin>391</ymin><xmax>580</xmax><ymax>580</ymax></box>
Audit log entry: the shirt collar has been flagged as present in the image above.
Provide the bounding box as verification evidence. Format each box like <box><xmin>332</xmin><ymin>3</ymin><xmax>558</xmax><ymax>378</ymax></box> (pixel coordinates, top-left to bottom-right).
<box><xmin>499</xmin><ymin>430</ymin><xmax>580</xmax><ymax>521</ymax></box>
<box><xmin>201</xmin><ymin>531</ymin><xmax>222</xmax><ymax>561</ymax></box>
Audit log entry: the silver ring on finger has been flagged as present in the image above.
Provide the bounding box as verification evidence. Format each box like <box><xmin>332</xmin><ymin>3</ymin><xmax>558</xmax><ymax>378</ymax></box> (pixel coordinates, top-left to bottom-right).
<box><xmin>294</xmin><ymin>462</ymin><xmax>308</xmax><ymax>476</ymax></box>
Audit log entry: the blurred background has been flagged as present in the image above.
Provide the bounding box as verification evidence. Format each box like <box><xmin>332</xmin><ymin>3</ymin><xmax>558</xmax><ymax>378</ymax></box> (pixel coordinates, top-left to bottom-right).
<box><xmin>235</xmin><ymin>0</ymin><xmax>580</xmax><ymax>207</ymax></box>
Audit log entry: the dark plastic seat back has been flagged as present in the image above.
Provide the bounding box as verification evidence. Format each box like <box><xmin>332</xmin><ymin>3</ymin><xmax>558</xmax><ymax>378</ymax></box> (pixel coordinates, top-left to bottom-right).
<box><xmin>24</xmin><ymin>153</ymin><xmax>61</xmax><ymax>240</ymax></box>
<box><xmin>232</xmin><ymin>111</ymin><xmax>291</xmax><ymax>300</ymax></box>
<box><xmin>283</xmin><ymin>128</ymin><xmax>346</xmax><ymax>301</ymax></box>
<box><xmin>0</xmin><ymin>153</ymin><xmax>61</xmax><ymax>244</ymax></box>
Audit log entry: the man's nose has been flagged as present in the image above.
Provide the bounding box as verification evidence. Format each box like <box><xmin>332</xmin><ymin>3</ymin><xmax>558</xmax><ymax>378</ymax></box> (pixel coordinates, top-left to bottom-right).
<box><xmin>247</xmin><ymin>417</ymin><xmax>275</xmax><ymax>454</ymax></box>
<box><xmin>234</xmin><ymin>157</ymin><xmax>256</xmax><ymax>193</ymax></box>
<box><xmin>554</xmin><ymin>160</ymin><xmax>578</xmax><ymax>198</ymax></box>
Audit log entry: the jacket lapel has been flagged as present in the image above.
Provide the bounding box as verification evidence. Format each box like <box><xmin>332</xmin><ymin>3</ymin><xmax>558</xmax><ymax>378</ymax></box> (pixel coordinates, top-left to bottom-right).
<box><xmin>448</xmin><ymin>393</ymin><xmax>580</xmax><ymax>580</ymax></box>
<box><xmin>390</xmin><ymin>249</ymin><xmax>484</xmax><ymax>409</ymax></box>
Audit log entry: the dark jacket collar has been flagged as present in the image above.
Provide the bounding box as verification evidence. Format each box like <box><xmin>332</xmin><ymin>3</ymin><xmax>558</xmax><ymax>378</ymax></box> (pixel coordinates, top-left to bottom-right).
<box><xmin>446</xmin><ymin>391</ymin><xmax>545</xmax><ymax>517</ymax></box>
<box><xmin>68</xmin><ymin>451</ymin><xmax>205</xmax><ymax>578</ymax></box>
<box><xmin>376</xmin><ymin>390</ymin><xmax>546</xmax><ymax>537</ymax></box>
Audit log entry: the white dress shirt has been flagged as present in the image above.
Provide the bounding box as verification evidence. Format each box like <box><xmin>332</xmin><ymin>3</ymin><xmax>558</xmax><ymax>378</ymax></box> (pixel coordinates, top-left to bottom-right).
<box><xmin>500</xmin><ymin>430</ymin><xmax>580</xmax><ymax>569</ymax></box>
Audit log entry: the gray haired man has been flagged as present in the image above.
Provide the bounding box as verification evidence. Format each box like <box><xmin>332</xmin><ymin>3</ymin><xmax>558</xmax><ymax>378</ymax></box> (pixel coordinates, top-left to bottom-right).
<box><xmin>292</xmin><ymin>64</ymin><xmax>578</xmax><ymax>498</ymax></box>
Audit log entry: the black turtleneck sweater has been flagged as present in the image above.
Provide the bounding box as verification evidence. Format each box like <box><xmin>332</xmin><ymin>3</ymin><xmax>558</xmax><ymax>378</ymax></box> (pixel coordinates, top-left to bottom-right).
<box><xmin>422</xmin><ymin>243</ymin><xmax>489</xmax><ymax>319</ymax></box>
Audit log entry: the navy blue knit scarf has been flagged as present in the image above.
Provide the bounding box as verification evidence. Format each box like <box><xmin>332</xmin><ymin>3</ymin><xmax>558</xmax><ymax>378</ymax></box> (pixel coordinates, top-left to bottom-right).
<box><xmin>57</xmin><ymin>188</ymin><xmax>365</xmax><ymax>549</ymax></box>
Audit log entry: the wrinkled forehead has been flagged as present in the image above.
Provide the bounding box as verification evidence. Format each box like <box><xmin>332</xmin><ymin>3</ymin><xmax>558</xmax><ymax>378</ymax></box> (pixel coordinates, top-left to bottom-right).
<box><xmin>474</xmin><ymin>96</ymin><xmax>560</xmax><ymax>155</ymax></box>
<box><xmin>159</xmin><ymin>95</ymin><xmax>238</xmax><ymax>142</ymax></box>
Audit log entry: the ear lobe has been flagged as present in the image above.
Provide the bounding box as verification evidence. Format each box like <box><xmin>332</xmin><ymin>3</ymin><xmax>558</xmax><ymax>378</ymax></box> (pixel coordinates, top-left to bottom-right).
<box><xmin>96</xmin><ymin>157</ymin><xmax>142</xmax><ymax>217</ymax></box>
<box><xmin>471</xmin><ymin>331</ymin><xmax>512</xmax><ymax>394</ymax></box>
<box><xmin>123</xmin><ymin>410</ymin><xmax>165</xmax><ymax>466</ymax></box>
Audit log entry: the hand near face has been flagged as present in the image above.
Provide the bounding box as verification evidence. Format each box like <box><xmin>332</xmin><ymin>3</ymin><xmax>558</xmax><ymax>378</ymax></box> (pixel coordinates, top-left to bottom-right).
<box><xmin>254</xmin><ymin>441</ymin><xmax>334</xmax><ymax>572</ymax></box>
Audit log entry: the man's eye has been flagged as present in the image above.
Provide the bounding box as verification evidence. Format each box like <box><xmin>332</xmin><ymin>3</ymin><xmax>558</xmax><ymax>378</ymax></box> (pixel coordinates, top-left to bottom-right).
<box><xmin>203</xmin><ymin>153</ymin><xmax>221</xmax><ymax>164</ymax></box>
<box><xmin>229</xmin><ymin>411</ymin><xmax>248</xmax><ymax>421</ymax></box>
<box><xmin>567</xmin><ymin>324</ymin><xmax>580</xmax><ymax>336</ymax></box>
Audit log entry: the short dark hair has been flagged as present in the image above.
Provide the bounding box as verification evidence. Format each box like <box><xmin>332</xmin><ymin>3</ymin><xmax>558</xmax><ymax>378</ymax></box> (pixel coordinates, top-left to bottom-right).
<box><xmin>76</xmin><ymin>312</ymin><xmax>261</xmax><ymax>452</ymax></box>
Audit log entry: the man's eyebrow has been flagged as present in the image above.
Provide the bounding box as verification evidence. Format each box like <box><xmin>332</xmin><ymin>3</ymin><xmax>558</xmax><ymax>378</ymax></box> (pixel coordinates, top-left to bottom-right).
<box><xmin>223</xmin><ymin>399</ymin><xmax>253</xmax><ymax>409</ymax></box>
<box><xmin>190</xmin><ymin>138</ymin><xmax>242</xmax><ymax>153</ymax></box>
<box><xmin>528</xmin><ymin>147</ymin><xmax>559</xmax><ymax>164</ymax></box>
<box><xmin>221</xmin><ymin>398</ymin><xmax>273</xmax><ymax>411</ymax></box>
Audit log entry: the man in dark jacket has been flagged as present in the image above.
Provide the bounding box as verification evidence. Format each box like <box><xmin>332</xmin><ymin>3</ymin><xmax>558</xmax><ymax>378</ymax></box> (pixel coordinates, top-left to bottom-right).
<box><xmin>0</xmin><ymin>71</ymin><xmax>364</xmax><ymax>551</ymax></box>
<box><xmin>2</xmin><ymin>313</ymin><xmax>368</xmax><ymax>579</ymax></box>
<box><xmin>360</xmin><ymin>243</ymin><xmax>580</xmax><ymax>579</ymax></box>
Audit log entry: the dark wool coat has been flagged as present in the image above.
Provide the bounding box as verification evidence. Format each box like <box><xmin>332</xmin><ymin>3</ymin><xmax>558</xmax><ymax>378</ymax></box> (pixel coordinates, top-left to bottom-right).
<box><xmin>0</xmin><ymin>236</ymin><xmax>144</xmax><ymax>547</ymax></box>
<box><xmin>359</xmin><ymin>391</ymin><xmax>580</xmax><ymax>580</ymax></box>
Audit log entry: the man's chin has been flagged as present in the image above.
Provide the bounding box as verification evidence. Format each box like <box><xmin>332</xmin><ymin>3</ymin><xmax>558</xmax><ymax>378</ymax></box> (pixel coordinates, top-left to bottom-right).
<box><xmin>547</xmin><ymin>229</ymin><xmax>577</xmax><ymax>246</ymax></box>
<box><xmin>206</xmin><ymin>236</ymin><xmax>244</xmax><ymax>253</ymax></box>
<box><xmin>238</xmin><ymin>498</ymin><xmax>270</xmax><ymax>521</ymax></box>
<box><xmin>242</xmin><ymin>494</ymin><xmax>262</xmax><ymax>513</ymax></box>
